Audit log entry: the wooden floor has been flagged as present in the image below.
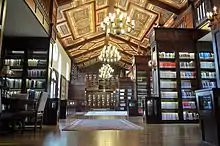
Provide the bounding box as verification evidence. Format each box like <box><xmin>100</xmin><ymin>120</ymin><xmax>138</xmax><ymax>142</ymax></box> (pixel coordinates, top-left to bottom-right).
<box><xmin>0</xmin><ymin>114</ymin><xmax>202</xmax><ymax>146</ymax></box>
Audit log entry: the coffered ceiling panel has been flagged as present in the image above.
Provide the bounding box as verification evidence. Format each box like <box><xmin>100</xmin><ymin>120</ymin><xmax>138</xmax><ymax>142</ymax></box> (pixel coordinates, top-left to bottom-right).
<box><xmin>128</xmin><ymin>4</ymin><xmax>158</xmax><ymax>40</ymax></box>
<box><xmin>116</xmin><ymin>0</ymin><xmax>129</xmax><ymax>10</ymax></box>
<box><xmin>65</xmin><ymin>3</ymin><xmax>95</xmax><ymax>38</ymax></box>
<box><xmin>62</xmin><ymin>36</ymin><xmax>74</xmax><ymax>46</ymax></box>
<box><xmin>56</xmin><ymin>0</ymin><xmax>188</xmax><ymax>69</ymax></box>
<box><xmin>96</xmin><ymin>8</ymin><xmax>108</xmax><ymax>25</ymax></box>
<box><xmin>56</xmin><ymin>22</ymin><xmax>71</xmax><ymax>38</ymax></box>
<box><xmin>96</xmin><ymin>0</ymin><xmax>108</xmax><ymax>9</ymax></box>
<box><xmin>147</xmin><ymin>3</ymin><xmax>173</xmax><ymax>23</ymax></box>
<box><xmin>160</xmin><ymin>0</ymin><xmax>187</xmax><ymax>9</ymax></box>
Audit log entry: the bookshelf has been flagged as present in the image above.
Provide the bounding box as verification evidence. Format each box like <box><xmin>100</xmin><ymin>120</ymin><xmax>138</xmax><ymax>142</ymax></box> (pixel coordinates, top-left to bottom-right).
<box><xmin>150</xmin><ymin>28</ymin><xmax>203</xmax><ymax>123</ymax></box>
<box><xmin>118</xmin><ymin>77</ymin><xmax>134</xmax><ymax>111</ymax></box>
<box><xmin>85</xmin><ymin>73</ymin><xmax>118</xmax><ymax>109</ymax></box>
<box><xmin>27</xmin><ymin>50</ymin><xmax>48</xmax><ymax>98</ymax></box>
<box><xmin>3</xmin><ymin>50</ymin><xmax>25</xmax><ymax>96</ymax></box>
<box><xmin>86</xmin><ymin>91</ymin><xmax>115</xmax><ymax>109</ymax></box>
<box><xmin>179</xmin><ymin>52</ymin><xmax>198</xmax><ymax>121</ymax></box>
<box><xmin>2</xmin><ymin>37</ymin><xmax>50</xmax><ymax>98</ymax></box>
<box><xmin>118</xmin><ymin>88</ymin><xmax>126</xmax><ymax>111</ymax></box>
<box><xmin>197</xmin><ymin>42</ymin><xmax>216</xmax><ymax>89</ymax></box>
<box><xmin>132</xmin><ymin>56</ymin><xmax>151</xmax><ymax>115</ymax></box>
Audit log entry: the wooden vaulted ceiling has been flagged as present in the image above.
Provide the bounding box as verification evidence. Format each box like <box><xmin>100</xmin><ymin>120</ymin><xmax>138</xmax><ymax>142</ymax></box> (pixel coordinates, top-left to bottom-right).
<box><xmin>56</xmin><ymin>0</ymin><xmax>188</xmax><ymax>69</ymax></box>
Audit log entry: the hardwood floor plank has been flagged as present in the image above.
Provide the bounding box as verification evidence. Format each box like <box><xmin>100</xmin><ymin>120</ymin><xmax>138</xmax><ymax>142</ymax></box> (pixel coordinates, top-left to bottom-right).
<box><xmin>0</xmin><ymin>116</ymin><xmax>202</xmax><ymax>146</ymax></box>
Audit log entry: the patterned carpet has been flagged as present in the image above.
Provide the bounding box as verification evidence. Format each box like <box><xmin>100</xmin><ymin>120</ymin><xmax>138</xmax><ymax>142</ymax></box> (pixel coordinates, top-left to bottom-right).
<box><xmin>84</xmin><ymin>111</ymin><xmax>128</xmax><ymax>116</ymax></box>
<box><xmin>62</xmin><ymin>119</ymin><xmax>143</xmax><ymax>131</ymax></box>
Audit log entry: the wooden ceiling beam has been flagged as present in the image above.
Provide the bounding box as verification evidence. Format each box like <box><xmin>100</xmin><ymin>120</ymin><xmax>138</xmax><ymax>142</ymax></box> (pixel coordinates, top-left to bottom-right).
<box><xmin>148</xmin><ymin>0</ymin><xmax>182</xmax><ymax>14</ymax></box>
<box><xmin>72</xmin><ymin>42</ymin><xmax>134</xmax><ymax>60</ymax></box>
<box><xmin>118</xmin><ymin>50</ymin><xmax>133</xmax><ymax>57</ymax></box>
<box><xmin>109</xmin><ymin>34</ymin><xmax>148</xmax><ymax>51</ymax></box>
<box><xmin>57</xmin><ymin>0</ymin><xmax>72</xmax><ymax>6</ymax></box>
<box><xmin>66</xmin><ymin>34</ymin><xmax>148</xmax><ymax>52</ymax></box>
<box><xmin>76</xmin><ymin>55</ymin><xmax>99</xmax><ymax>65</ymax></box>
<box><xmin>66</xmin><ymin>33</ymin><xmax>106</xmax><ymax>50</ymax></box>
<box><xmin>120</xmin><ymin>59</ymin><xmax>132</xmax><ymax>65</ymax></box>
<box><xmin>71</xmin><ymin>45</ymin><xmax>104</xmax><ymax>58</ymax></box>
<box><xmin>76</xmin><ymin>53</ymin><xmax>132</xmax><ymax>66</ymax></box>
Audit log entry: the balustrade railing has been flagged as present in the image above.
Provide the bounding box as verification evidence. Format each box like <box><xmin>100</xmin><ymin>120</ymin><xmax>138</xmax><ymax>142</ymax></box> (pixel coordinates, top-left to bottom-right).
<box><xmin>39</xmin><ymin>0</ymin><xmax>49</xmax><ymax>16</ymax></box>
<box><xmin>195</xmin><ymin>0</ymin><xmax>212</xmax><ymax>27</ymax></box>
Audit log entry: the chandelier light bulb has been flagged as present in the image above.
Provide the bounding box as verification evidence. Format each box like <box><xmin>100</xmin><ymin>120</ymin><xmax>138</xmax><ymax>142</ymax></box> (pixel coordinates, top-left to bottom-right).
<box><xmin>213</xmin><ymin>6</ymin><xmax>217</xmax><ymax>15</ymax></box>
<box><xmin>121</xmin><ymin>29</ymin><xmax>125</xmax><ymax>34</ymax></box>
<box><xmin>119</xmin><ymin>14</ymin><xmax>124</xmax><ymax>21</ymax></box>
<box><xmin>101</xmin><ymin>8</ymin><xmax>135</xmax><ymax>35</ymax></box>
<box><xmin>99</xmin><ymin>64</ymin><xmax>114</xmax><ymax>79</ymax></box>
<box><xmin>99</xmin><ymin>44</ymin><xmax>121</xmax><ymax>63</ymax></box>
<box><xmin>131</xmin><ymin>20</ymin><xmax>135</xmax><ymax>26</ymax></box>
<box><xmin>120</xmin><ymin>23</ymin><xmax>123</xmax><ymax>28</ymax></box>
<box><xmin>116</xmin><ymin>8</ymin><xmax>120</xmax><ymax>14</ymax></box>
<box><xmin>127</xmin><ymin>16</ymin><xmax>130</xmax><ymax>22</ymax></box>
<box><xmin>127</xmin><ymin>27</ymin><xmax>131</xmax><ymax>32</ymax></box>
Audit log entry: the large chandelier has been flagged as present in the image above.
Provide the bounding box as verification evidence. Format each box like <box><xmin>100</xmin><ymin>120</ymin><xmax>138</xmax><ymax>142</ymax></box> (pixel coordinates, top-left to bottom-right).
<box><xmin>99</xmin><ymin>64</ymin><xmax>114</xmax><ymax>79</ymax></box>
<box><xmin>98</xmin><ymin>44</ymin><xmax>121</xmax><ymax>63</ymax></box>
<box><xmin>101</xmin><ymin>8</ymin><xmax>135</xmax><ymax>35</ymax></box>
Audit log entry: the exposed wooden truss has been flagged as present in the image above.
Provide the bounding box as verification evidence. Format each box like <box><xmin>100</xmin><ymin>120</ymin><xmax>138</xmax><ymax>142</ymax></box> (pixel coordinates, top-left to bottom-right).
<box><xmin>56</xmin><ymin>0</ymin><xmax>189</xmax><ymax>69</ymax></box>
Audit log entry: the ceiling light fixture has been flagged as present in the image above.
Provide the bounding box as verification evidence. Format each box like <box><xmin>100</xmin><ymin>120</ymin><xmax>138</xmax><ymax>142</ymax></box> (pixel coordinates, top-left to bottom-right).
<box><xmin>98</xmin><ymin>44</ymin><xmax>121</xmax><ymax>63</ymax></box>
<box><xmin>101</xmin><ymin>8</ymin><xmax>135</xmax><ymax>35</ymax></box>
<box><xmin>99</xmin><ymin>64</ymin><xmax>114</xmax><ymax>79</ymax></box>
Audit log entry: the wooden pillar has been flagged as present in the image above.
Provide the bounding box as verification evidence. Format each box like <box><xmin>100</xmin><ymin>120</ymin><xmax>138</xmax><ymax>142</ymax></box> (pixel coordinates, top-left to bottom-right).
<box><xmin>212</xmin><ymin>27</ymin><xmax>220</xmax><ymax>87</ymax></box>
<box><xmin>0</xmin><ymin>0</ymin><xmax>7</xmax><ymax>59</ymax></box>
<box><xmin>0</xmin><ymin>0</ymin><xmax>7</xmax><ymax>114</ymax></box>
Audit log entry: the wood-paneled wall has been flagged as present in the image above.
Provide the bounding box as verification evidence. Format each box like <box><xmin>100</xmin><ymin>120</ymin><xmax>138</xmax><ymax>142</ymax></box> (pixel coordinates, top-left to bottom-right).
<box><xmin>68</xmin><ymin>72</ymin><xmax>86</xmax><ymax>100</ymax></box>
<box><xmin>172</xmin><ymin>6</ymin><xmax>194</xmax><ymax>28</ymax></box>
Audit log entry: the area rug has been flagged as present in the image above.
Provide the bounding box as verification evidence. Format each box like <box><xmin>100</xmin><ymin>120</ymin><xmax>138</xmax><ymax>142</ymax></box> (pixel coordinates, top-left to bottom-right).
<box><xmin>62</xmin><ymin>119</ymin><xmax>143</xmax><ymax>131</ymax></box>
<box><xmin>84</xmin><ymin>111</ymin><xmax>128</xmax><ymax>116</ymax></box>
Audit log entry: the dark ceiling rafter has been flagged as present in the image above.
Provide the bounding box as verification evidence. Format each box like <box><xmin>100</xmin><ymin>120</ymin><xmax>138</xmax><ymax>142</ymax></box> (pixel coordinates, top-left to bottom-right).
<box><xmin>148</xmin><ymin>0</ymin><xmax>183</xmax><ymax>14</ymax></box>
<box><xmin>57</xmin><ymin>0</ymin><xmax>72</xmax><ymax>6</ymax></box>
<box><xmin>57</xmin><ymin>0</ymin><xmax>190</xmax><ymax>69</ymax></box>
<box><xmin>109</xmin><ymin>34</ymin><xmax>148</xmax><ymax>51</ymax></box>
<box><xmin>76</xmin><ymin>51</ymin><xmax>132</xmax><ymax>65</ymax></box>
<box><xmin>109</xmin><ymin>40</ymin><xmax>137</xmax><ymax>56</ymax></box>
<box><xmin>77</xmin><ymin>55</ymin><xmax>99</xmax><ymax>65</ymax></box>
<box><xmin>72</xmin><ymin>45</ymin><xmax>104</xmax><ymax>58</ymax></box>
<box><xmin>68</xmin><ymin>42</ymin><xmax>94</xmax><ymax>54</ymax></box>
<box><xmin>118</xmin><ymin>49</ymin><xmax>133</xmax><ymax>57</ymax></box>
<box><xmin>120</xmin><ymin>59</ymin><xmax>132</xmax><ymax>65</ymax></box>
<box><xmin>65</xmin><ymin>33</ymin><xmax>106</xmax><ymax>50</ymax></box>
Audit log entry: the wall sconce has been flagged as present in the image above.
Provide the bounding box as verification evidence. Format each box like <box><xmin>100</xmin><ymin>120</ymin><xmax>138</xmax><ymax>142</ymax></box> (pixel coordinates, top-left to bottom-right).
<box><xmin>148</xmin><ymin>60</ymin><xmax>157</xmax><ymax>70</ymax></box>
<box><xmin>207</xmin><ymin>6</ymin><xmax>220</xmax><ymax>29</ymax></box>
